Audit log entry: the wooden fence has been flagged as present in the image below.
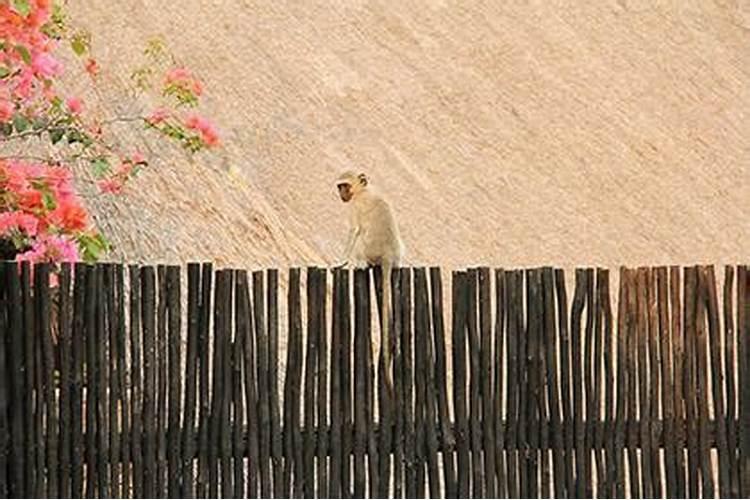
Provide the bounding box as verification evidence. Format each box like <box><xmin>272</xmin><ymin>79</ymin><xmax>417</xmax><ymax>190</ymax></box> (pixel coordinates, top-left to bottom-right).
<box><xmin>0</xmin><ymin>262</ymin><xmax>749</xmax><ymax>498</ymax></box>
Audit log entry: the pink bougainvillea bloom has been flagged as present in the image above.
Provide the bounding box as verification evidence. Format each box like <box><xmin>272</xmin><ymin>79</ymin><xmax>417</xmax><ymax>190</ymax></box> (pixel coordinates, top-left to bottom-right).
<box><xmin>20</xmin><ymin>161</ymin><xmax>46</xmax><ymax>178</ymax></box>
<box><xmin>146</xmin><ymin>108</ymin><xmax>170</xmax><ymax>125</ymax></box>
<box><xmin>17</xmin><ymin>235</ymin><xmax>79</xmax><ymax>263</ymax></box>
<box><xmin>31</xmin><ymin>52</ymin><xmax>63</xmax><ymax>77</ymax></box>
<box><xmin>0</xmin><ymin>100</ymin><xmax>14</xmax><ymax>121</ymax></box>
<box><xmin>201</xmin><ymin>127</ymin><xmax>219</xmax><ymax>147</ymax></box>
<box><xmin>41</xmin><ymin>166</ymin><xmax>74</xmax><ymax>200</ymax></box>
<box><xmin>165</xmin><ymin>67</ymin><xmax>191</xmax><ymax>84</ymax></box>
<box><xmin>97</xmin><ymin>178</ymin><xmax>123</xmax><ymax>194</ymax></box>
<box><xmin>131</xmin><ymin>151</ymin><xmax>147</xmax><ymax>165</ymax></box>
<box><xmin>85</xmin><ymin>58</ymin><xmax>99</xmax><ymax>77</ymax></box>
<box><xmin>13</xmin><ymin>71</ymin><xmax>34</xmax><ymax>99</ymax></box>
<box><xmin>116</xmin><ymin>161</ymin><xmax>134</xmax><ymax>178</ymax></box>
<box><xmin>17</xmin><ymin>189</ymin><xmax>43</xmax><ymax>211</ymax></box>
<box><xmin>45</xmin><ymin>166</ymin><xmax>74</xmax><ymax>199</ymax></box>
<box><xmin>185</xmin><ymin>113</ymin><xmax>220</xmax><ymax>147</ymax></box>
<box><xmin>0</xmin><ymin>211</ymin><xmax>39</xmax><ymax>237</ymax></box>
<box><xmin>49</xmin><ymin>236</ymin><xmax>80</xmax><ymax>262</ymax></box>
<box><xmin>184</xmin><ymin>114</ymin><xmax>202</xmax><ymax>130</ymax></box>
<box><xmin>48</xmin><ymin>199</ymin><xmax>88</xmax><ymax>232</ymax></box>
<box><xmin>191</xmin><ymin>79</ymin><xmax>203</xmax><ymax>96</ymax></box>
<box><xmin>184</xmin><ymin>113</ymin><xmax>212</xmax><ymax>132</ymax></box>
<box><xmin>27</xmin><ymin>4</ymin><xmax>51</xmax><ymax>28</ymax></box>
<box><xmin>16</xmin><ymin>246</ymin><xmax>44</xmax><ymax>264</ymax></box>
<box><xmin>3</xmin><ymin>160</ymin><xmax>45</xmax><ymax>191</ymax></box>
<box><xmin>66</xmin><ymin>96</ymin><xmax>83</xmax><ymax>115</ymax></box>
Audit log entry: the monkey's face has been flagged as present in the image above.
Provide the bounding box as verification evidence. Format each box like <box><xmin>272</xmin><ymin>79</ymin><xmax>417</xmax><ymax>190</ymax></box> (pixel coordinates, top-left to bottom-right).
<box><xmin>337</xmin><ymin>183</ymin><xmax>353</xmax><ymax>203</ymax></box>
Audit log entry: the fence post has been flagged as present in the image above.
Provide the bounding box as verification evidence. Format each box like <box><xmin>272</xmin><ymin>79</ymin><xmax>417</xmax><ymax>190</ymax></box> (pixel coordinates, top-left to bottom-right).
<box><xmin>738</xmin><ymin>266</ymin><xmax>750</xmax><ymax>496</ymax></box>
<box><xmin>268</xmin><ymin>269</ymin><xmax>283</xmax><ymax>498</ymax></box>
<box><xmin>181</xmin><ymin>263</ymin><xmax>200</xmax><ymax>498</ymax></box>
<box><xmin>452</xmin><ymin>270</ymin><xmax>470</xmax><ymax>498</ymax></box>
<box><xmin>723</xmin><ymin>266</ymin><xmax>739</xmax><ymax>497</ymax></box>
<box><xmin>542</xmin><ymin>267</ymin><xmax>564</xmax><ymax>498</ymax></box>
<box><xmin>432</xmin><ymin>266</ymin><xmax>457</xmax><ymax>498</ymax></box>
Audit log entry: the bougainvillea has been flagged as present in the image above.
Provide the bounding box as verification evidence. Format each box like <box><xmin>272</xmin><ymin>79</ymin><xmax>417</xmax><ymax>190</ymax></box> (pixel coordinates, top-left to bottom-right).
<box><xmin>0</xmin><ymin>0</ymin><xmax>220</xmax><ymax>264</ymax></box>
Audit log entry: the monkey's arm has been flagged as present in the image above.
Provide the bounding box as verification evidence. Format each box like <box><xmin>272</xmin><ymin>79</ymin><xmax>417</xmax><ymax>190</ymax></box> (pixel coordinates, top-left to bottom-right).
<box><xmin>338</xmin><ymin>225</ymin><xmax>360</xmax><ymax>267</ymax></box>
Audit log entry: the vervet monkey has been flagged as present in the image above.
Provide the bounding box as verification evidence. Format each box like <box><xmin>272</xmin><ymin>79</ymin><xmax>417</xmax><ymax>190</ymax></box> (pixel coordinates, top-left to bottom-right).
<box><xmin>335</xmin><ymin>171</ymin><xmax>403</xmax><ymax>392</ymax></box>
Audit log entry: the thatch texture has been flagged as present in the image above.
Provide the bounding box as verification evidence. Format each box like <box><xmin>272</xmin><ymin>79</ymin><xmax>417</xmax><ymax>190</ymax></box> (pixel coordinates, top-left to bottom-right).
<box><xmin>64</xmin><ymin>1</ymin><xmax>749</xmax><ymax>268</ymax></box>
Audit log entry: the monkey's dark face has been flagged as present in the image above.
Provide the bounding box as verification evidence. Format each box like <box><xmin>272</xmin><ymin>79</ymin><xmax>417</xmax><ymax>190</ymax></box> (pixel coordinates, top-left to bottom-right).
<box><xmin>337</xmin><ymin>183</ymin><xmax>353</xmax><ymax>203</ymax></box>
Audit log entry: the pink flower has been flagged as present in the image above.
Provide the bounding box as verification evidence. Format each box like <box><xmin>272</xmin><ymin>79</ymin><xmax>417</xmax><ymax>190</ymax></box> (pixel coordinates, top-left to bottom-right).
<box><xmin>48</xmin><ymin>236</ymin><xmax>79</xmax><ymax>262</ymax></box>
<box><xmin>165</xmin><ymin>67</ymin><xmax>191</xmax><ymax>84</ymax></box>
<box><xmin>44</xmin><ymin>167</ymin><xmax>75</xmax><ymax>201</ymax></box>
<box><xmin>129</xmin><ymin>151</ymin><xmax>146</xmax><ymax>165</ymax></box>
<box><xmin>66</xmin><ymin>96</ymin><xmax>83</xmax><ymax>115</ymax></box>
<box><xmin>201</xmin><ymin>127</ymin><xmax>219</xmax><ymax>147</ymax></box>
<box><xmin>45</xmin><ymin>166</ymin><xmax>72</xmax><ymax>187</ymax></box>
<box><xmin>184</xmin><ymin>114</ymin><xmax>201</xmax><ymax>130</ymax></box>
<box><xmin>13</xmin><ymin>71</ymin><xmax>33</xmax><ymax>99</ymax></box>
<box><xmin>31</xmin><ymin>52</ymin><xmax>63</xmax><ymax>77</ymax></box>
<box><xmin>17</xmin><ymin>189</ymin><xmax>43</xmax><ymax>211</ymax></box>
<box><xmin>0</xmin><ymin>100</ymin><xmax>14</xmax><ymax>121</ymax></box>
<box><xmin>26</xmin><ymin>1</ymin><xmax>51</xmax><ymax>28</ymax></box>
<box><xmin>0</xmin><ymin>211</ymin><xmax>39</xmax><ymax>237</ymax></box>
<box><xmin>97</xmin><ymin>178</ymin><xmax>123</xmax><ymax>194</ymax></box>
<box><xmin>48</xmin><ymin>198</ymin><xmax>88</xmax><ymax>232</ymax></box>
<box><xmin>146</xmin><ymin>108</ymin><xmax>170</xmax><ymax>125</ymax></box>
<box><xmin>16</xmin><ymin>246</ymin><xmax>44</xmax><ymax>264</ymax></box>
<box><xmin>191</xmin><ymin>79</ymin><xmax>203</xmax><ymax>96</ymax></box>
<box><xmin>2</xmin><ymin>160</ymin><xmax>44</xmax><ymax>191</ymax></box>
<box><xmin>16</xmin><ymin>235</ymin><xmax>79</xmax><ymax>263</ymax></box>
<box><xmin>19</xmin><ymin>161</ymin><xmax>45</xmax><ymax>179</ymax></box>
<box><xmin>185</xmin><ymin>113</ymin><xmax>220</xmax><ymax>147</ymax></box>
<box><xmin>85</xmin><ymin>58</ymin><xmax>99</xmax><ymax>77</ymax></box>
<box><xmin>164</xmin><ymin>67</ymin><xmax>203</xmax><ymax>98</ymax></box>
<box><xmin>115</xmin><ymin>161</ymin><xmax>134</xmax><ymax>178</ymax></box>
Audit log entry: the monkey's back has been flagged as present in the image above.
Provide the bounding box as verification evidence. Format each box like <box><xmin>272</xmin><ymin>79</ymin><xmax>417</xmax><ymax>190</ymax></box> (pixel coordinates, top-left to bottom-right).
<box><xmin>353</xmin><ymin>191</ymin><xmax>402</xmax><ymax>265</ymax></box>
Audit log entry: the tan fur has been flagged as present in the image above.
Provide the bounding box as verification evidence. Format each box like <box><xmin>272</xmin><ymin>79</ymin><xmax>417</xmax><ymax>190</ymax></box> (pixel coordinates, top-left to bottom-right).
<box><xmin>336</xmin><ymin>171</ymin><xmax>403</xmax><ymax>392</ymax></box>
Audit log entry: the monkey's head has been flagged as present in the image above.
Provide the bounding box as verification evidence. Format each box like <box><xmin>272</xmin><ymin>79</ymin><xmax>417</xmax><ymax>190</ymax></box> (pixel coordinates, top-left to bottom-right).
<box><xmin>335</xmin><ymin>171</ymin><xmax>368</xmax><ymax>203</ymax></box>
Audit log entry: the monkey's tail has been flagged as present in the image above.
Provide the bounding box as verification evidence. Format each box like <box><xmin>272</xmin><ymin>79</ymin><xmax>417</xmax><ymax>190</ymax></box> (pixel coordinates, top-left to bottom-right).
<box><xmin>382</xmin><ymin>264</ymin><xmax>395</xmax><ymax>397</ymax></box>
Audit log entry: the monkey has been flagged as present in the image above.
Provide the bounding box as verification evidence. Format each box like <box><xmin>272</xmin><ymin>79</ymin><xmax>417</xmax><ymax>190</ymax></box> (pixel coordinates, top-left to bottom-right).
<box><xmin>335</xmin><ymin>170</ymin><xmax>403</xmax><ymax>393</ymax></box>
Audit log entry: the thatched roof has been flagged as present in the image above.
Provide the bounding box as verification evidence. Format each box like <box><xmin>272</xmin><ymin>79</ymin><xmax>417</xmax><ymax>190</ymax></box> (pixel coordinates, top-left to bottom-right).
<box><xmin>64</xmin><ymin>1</ymin><xmax>749</xmax><ymax>269</ymax></box>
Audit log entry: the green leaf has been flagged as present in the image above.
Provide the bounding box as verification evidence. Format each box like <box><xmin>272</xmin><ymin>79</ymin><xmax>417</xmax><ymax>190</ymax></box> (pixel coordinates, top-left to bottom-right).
<box><xmin>0</xmin><ymin>67</ymin><xmax>11</xmax><ymax>79</ymax></box>
<box><xmin>70</xmin><ymin>31</ymin><xmax>90</xmax><ymax>56</ymax></box>
<box><xmin>32</xmin><ymin>117</ymin><xmax>48</xmax><ymax>130</ymax></box>
<box><xmin>42</xmin><ymin>190</ymin><xmax>57</xmax><ymax>211</ymax></box>
<box><xmin>90</xmin><ymin>157</ymin><xmax>111</xmax><ymax>178</ymax></box>
<box><xmin>49</xmin><ymin>128</ymin><xmax>65</xmax><ymax>144</ymax></box>
<box><xmin>12</xmin><ymin>0</ymin><xmax>31</xmax><ymax>17</ymax></box>
<box><xmin>15</xmin><ymin>44</ymin><xmax>31</xmax><ymax>65</ymax></box>
<box><xmin>12</xmin><ymin>114</ymin><xmax>29</xmax><ymax>133</ymax></box>
<box><xmin>71</xmin><ymin>39</ymin><xmax>86</xmax><ymax>56</ymax></box>
<box><xmin>77</xmin><ymin>233</ymin><xmax>109</xmax><ymax>263</ymax></box>
<box><xmin>0</xmin><ymin>123</ymin><xmax>12</xmax><ymax>136</ymax></box>
<box><xmin>66</xmin><ymin>129</ymin><xmax>83</xmax><ymax>145</ymax></box>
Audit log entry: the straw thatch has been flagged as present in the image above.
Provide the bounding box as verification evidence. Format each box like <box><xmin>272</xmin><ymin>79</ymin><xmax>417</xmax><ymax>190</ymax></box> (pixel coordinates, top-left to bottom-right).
<box><xmin>60</xmin><ymin>1</ymin><xmax>748</xmax><ymax>269</ymax></box>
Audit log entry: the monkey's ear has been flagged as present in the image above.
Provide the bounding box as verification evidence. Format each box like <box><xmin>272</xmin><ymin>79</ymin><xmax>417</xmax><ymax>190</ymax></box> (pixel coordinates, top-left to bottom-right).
<box><xmin>358</xmin><ymin>173</ymin><xmax>368</xmax><ymax>186</ymax></box>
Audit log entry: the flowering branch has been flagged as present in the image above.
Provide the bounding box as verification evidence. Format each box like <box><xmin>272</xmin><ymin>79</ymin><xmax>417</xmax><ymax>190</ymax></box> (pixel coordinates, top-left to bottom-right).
<box><xmin>0</xmin><ymin>0</ymin><xmax>221</xmax><ymax>265</ymax></box>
